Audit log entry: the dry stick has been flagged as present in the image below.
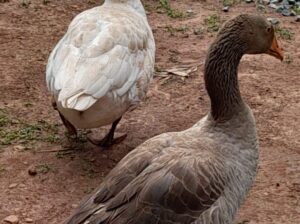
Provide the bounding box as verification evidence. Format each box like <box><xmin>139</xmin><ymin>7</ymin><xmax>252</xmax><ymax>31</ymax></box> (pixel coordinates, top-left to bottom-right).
<box><xmin>37</xmin><ymin>148</ymin><xmax>73</xmax><ymax>153</ymax></box>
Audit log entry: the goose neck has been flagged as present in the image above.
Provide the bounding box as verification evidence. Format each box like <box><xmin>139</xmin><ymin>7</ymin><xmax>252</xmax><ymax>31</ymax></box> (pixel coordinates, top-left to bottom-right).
<box><xmin>204</xmin><ymin>35</ymin><xmax>247</xmax><ymax>122</ymax></box>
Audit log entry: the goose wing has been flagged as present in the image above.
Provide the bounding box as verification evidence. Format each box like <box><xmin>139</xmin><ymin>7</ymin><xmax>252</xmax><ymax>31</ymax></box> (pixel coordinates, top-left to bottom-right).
<box><xmin>65</xmin><ymin>135</ymin><xmax>226</xmax><ymax>224</ymax></box>
<box><xmin>46</xmin><ymin>7</ymin><xmax>155</xmax><ymax>111</ymax></box>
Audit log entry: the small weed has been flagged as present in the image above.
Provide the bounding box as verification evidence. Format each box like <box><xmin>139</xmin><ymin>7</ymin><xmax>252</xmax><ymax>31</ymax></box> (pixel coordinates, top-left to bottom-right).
<box><xmin>292</xmin><ymin>5</ymin><xmax>300</xmax><ymax>15</ymax></box>
<box><xmin>223</xmin><ymin>0</ymin><xmax>242</xmax><ymax>6</ymax></box>
<box><xmin>164</xmin><ymin>25</ymin><xmax>189</xmax><ymax>36</ymax></box>
<box><xmin>193</xmin><ymin>27</ymin><xmax>205</xmax><ymax>38</ymax></box>
<box><xmin>275</xmin><ymin>26</ymin><xmax>294</xmax><ymax>40</ymax></box>
<box><xmin>0</xmin><ymin>119</ymin><xmax>61</xmax><ymax>145</ymax></box>
<box><xmin>283</xmin><ymin>55</ymin><xmax>293</xmax><ymax>64</ymax></box>
<box><xmin>24</xmin><ymin>102</ymin><xmax>33</xmax><ymax>107</ymax></box>
<box><xmin>143</xmin><ymin>2</ymin><xmax>152</xmax><ymax>12</ymax></box>
<box><xmin>256</xmin><ymin>4</ymin><xmax>266</xmax><ymax>13</ymax></box>
<box><xmin>159</xmin><ymin>0</ymin><xmax>185</xmax><ymax>18</ymax></box>
<box><xmin>20</xmin><ymin>0</ymin><xmax>31</xmax><ymax>7</ymax></box>
<box><xmin>154</xmin><ymin>65</ymin><xmax>162</xmax><ymax>73</ymax></box>
<box><xmin>45</xmin><ymin>134</ymin><xmax>61</xmax><ymax>143</ymax></box>
<box><xmin>205</xmin><ymin>14</ymin><xmax>222</xmax><ymax>32</ymax></box>
<box><xmin>35</xmin><ymin>163</ymin><xmax>51</xmax><ymax>174</ymax></box>
<box><xmin>0</xmin><ymin>110</ymin><xmax>10</xmax><ymax>127</ymax></box>
<box><xmin>176</xmin><ymin>25</ymin><xmax>189</xmax><ymax>33</ymax></box>
<box><xmin>84</xmin><ymin>187</ymin><xmax>95</xmax><ymax>194</ymax></box>
<box><xmin>55</xmin><ymin>150</ymin><xmax>74</xmax><ymax>159</ymax></box>
<box><xmin>0</xmin><ymin>130</ymin><xmax>19</xmax><ymax>145</ymax></box>
<box><xmin>0</xmin><ymin>165</ymin><xmax>6</xmax><ymax>173</ymax></box>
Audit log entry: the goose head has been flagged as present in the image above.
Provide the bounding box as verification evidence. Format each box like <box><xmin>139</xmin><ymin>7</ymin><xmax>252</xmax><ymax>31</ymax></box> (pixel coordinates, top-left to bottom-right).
<box><xmin>217</xmin><ymin>14</ymin><xmax>284</xmax><ymax>60</ymax></box>
<box><xmin>205</xmin><ymin>14</ymin><xmax>284</xmax><ymax>121</ymax></box>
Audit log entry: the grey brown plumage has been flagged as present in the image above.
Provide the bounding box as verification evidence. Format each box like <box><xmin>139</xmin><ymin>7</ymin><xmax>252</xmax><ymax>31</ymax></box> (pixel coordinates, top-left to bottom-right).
<box><xmin>64</xmin><ymin>14</ymin><xmax>283</xmax><ymax>224</ymax></box>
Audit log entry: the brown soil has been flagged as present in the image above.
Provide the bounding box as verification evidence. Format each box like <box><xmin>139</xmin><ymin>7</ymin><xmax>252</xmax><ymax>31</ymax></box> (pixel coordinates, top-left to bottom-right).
<box><xmin>0</xmin><ymin>0</ymin><xmax>299</xmax><ymax>223</ymax></box>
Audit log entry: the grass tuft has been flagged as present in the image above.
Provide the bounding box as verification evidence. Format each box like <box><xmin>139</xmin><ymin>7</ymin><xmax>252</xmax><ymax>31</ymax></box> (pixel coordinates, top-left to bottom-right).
<box><xmin>159</xmin><ymin>0</ymin><xmax>186</xmax><ymax>18</ymax></box>
<box><xmin>205</xmin><ymin>14</ymin><xmax>222</xmax><ymax>32</ymax></box>
<box><xmin>223</xmin><ymin>0</ymin><xmax>242</xmax><ymax>6</ymax></box>
<box><xmin>0</xmin><ymin>116</ymin><xmax>61</xmax><ymax>146</ymax></box>
<box><xmin>275</xmin><ymin>26</ymin><xmax>294</xmax><ymax>41</ymax></box>
<box><xmin>292</xmin><ymin>5</ymin><xmax>300</xmax><ymax>15</ymax></box>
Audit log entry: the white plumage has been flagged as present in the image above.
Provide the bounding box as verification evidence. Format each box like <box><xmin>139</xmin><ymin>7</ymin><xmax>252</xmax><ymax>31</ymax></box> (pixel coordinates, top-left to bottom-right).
<box><xmin>46</xmin><ymin>0</ymin><xmax>155</xmax><ymax>141</ymax></box>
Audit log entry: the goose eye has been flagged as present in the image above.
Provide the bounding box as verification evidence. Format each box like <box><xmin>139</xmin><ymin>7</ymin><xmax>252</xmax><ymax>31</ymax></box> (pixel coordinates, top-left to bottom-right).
<box><xmin>266</xmin><ymin>27</ymin><xmax>272</xmax><ymax>33</ymax></box>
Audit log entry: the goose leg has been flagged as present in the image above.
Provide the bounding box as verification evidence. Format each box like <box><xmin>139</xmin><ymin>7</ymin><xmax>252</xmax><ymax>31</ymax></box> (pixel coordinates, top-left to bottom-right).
<box><xmin>52</xmin><ymin>98</ymin><xmax>77</xmax><ymax>138</ymax></box>
<box><xmin>88</xmin><ymin>117</ymin><xmax>127</xmax><ymax>148</ymax></box>
<box><xmin>58</xmin><ymin>112</ymin><xmax>77</xmax><ymax>138</ymax></box>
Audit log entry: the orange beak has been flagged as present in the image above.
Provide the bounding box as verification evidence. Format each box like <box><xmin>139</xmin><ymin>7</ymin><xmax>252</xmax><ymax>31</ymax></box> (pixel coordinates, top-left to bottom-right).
<box><xmin>266</xmin><ymin>36</ymin><xmax>284</xmax><ymax>61</ymax></box>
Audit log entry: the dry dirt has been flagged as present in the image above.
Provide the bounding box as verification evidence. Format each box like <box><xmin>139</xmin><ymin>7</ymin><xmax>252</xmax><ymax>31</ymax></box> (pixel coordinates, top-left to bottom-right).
<box><xmin>0</xmin><ymin>0</ymin><xmax>299</xmax><ymax>223</ymax></box>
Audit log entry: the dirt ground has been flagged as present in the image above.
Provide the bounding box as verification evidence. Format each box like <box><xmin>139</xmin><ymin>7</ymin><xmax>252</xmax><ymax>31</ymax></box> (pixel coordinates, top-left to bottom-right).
<box><xmin>0</xmin><ymin>0</ymin><xmax>299</xmax><ymax>223</ymax></box>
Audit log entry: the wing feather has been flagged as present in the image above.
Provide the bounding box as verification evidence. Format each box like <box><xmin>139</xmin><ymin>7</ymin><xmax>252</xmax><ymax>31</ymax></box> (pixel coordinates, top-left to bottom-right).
<box><xmin>65</xmin><ymin>138</ymin><xmax>227</xmax><ymax>224</ymax></box>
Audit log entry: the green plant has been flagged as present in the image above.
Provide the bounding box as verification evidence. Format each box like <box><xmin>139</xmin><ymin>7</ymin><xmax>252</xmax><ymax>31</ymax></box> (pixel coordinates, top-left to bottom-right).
<box><xmin>0</xmin><ymin>110</ymin><xmax>9</xmax><ymax>127</ymax></box>
<box><xmin>283</xmin><ymin>55</ymin><xmax>293</xmax><ymax>64</ymax></box>
<box><xmin>164</xmin><ymin>25</ymin><xmax>189</xmax><ymax>36</ymax></box>
<box><xmin>193</xmin><ymin>27</ymin><xmax>205</xmax><ymax>38</ymax></box>
<box><xmin>292</xmin><ymin>5</ymin><xmax>300</xmax><ymax>15</ymax></box>
<box><xmin>205</xmin><ymin>14</ymin><xmax>221</xmax><ymax>32</ymax></box>
<box><xmin>0</xmin><ymin>119</ymin><xmax>61</xmax><ymax>145</ymax></box>
<box><xmin>20</xmin><ymin>0</ymin><xmax>31</xmax><ymax>7</ymax></box>
<box><xmin>159</xmin><ymin>0</ymin><xmax>185</xmax><ymax>18</ymax></box>
<box><xmin>0</xmin><ymin>165</ymin><xmax>6</xmax><ymax>173</ymax></box>
<box><xmin>35</xmin><ymin>163</ymin><xmax>51</xmax><ymax>174</ymax></box>
<box><xmin>223</xmin><ymin>0</ymin><xmax>242</xmax><ymax>6</ymax></box>
<box><xmin>275</xmin><ymin>27</ymin><xmax>294</xmax><ymax>41</ymax></box>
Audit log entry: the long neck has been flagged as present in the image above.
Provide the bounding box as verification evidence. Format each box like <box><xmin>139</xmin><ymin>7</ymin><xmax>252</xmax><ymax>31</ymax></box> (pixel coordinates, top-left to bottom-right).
<box><xmin>105</xmin><ymin>0</ymin><xmax>146</xmax><ymax>17</ymax></box>
<box><xmin>204</xmin><ymin>34</ymin><xmax>247</xmax><ymax>122</ymax></box>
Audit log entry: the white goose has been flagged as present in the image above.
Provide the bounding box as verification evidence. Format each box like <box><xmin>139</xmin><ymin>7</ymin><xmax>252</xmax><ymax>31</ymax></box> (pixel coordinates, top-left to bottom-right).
<box><xmin>46</xmin><ymin>0</ymin><xmax>155</xmax><ymax>147</ymax></box>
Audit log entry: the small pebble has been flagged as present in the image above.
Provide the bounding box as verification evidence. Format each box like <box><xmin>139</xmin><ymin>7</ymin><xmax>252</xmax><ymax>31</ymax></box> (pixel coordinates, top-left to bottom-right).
<box><xmin>89</xmin><ymin>158</ymin><xmax>96</xmax><ymax>162</ymax></box>
<box><xmin>3</xmin><ymin>215</ymin><xmax>19</xmax><ymax>224</ymax></box>
<box><xmin>282</xmin><ymin>8</ymin><xmax>291</xmax><ymax>16</ymax></box>
<box><xmin>28</xmin><ymin>167</ymin><xmax>37</xmax><ymax>176</ymax></box>
<box><xmin>101</xmin><ymin>154</ymin><xmax>108</xmax><ymax>159</ymax></box>
<box><xmin>25</xmin><ymin>218</ymin><xmax>33</xmax><ymax>223</ymax></box>
<box><xmin>276</xmin><ymin>5</ymin><xmax>284</xmax><ymax>13</ymax></box>
<box><xmin>269</xmin><ymin>3</ymin><xmax>279</xmax><ymax>9</ymax></box>
<box><xmin>267</xmin><ymin>17</ymin><xmax>280</xmax><ymax>25</ymax></box>
<box><xmin>296</xmin><ymin>15</ymin><xmax>300</xmax><ymax>22</ymax></box>
<box><xmin>8</xmin><ymin>183</ymin><xmax>18</xmax><ymax>189</ymax></box>
<box><xmin>186</xmin><ymin>9</ymin><xmax>193</xmax><ymax>16</ymax></box>
<box><xmin>19</xmin><ymin>184</ymin><xmax>26</xmax><ymax>188</ymax></box>
<box><xmin>245</xmin><ymin>0</ymin><xmax>254</xmax><ymax>3</ymax></box>
<box><xmin>13</xmin><ymin>145</ymin><xmax>25</xmax><ymax>151</ymax></box>
<box><xmin>283</xmin><ymin>0</ymin><xmax>292</xmax><ymax>9</ymax></box>
<box><xmin>71</xmin><ymin>204</ymin><xmax>78</xmax><ymax>208</ymax></box>
<box><xmin>223</xmin><ymin>6</ymin><xmax>230</xmax><ymax>12</ymax></box>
